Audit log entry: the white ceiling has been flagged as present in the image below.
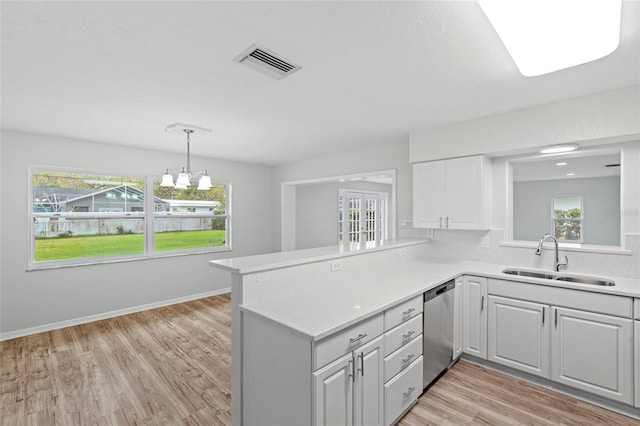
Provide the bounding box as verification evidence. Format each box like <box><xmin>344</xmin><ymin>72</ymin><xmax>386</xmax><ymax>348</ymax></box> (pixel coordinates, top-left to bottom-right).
<box><xmin>512</xmin><ymin>151</ymin><xmax>621</xmax><ymax>182</ymax></box>
<box><xmin>2</xmin><ymin>1</ymin><xmax>639</xmax><ymax>166</ymax></box>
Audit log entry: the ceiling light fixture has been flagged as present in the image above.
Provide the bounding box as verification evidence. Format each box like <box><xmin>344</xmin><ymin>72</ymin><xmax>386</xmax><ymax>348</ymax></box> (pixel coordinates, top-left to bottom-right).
<box><xmin>477</xmin><ymin>0</ymin><xmax>622</xmax><ymax>76</ymax></box>
<box><xmin>555</xmin><ymin>162</ymin><xmax>568</xmax><ymax>166</ymax></box>
<box><xmin>161</xmin><ymin>123</ymin><xmax>213</xmax><ymax>190</ymax></box>
<box><xmin>539</xmin><ymin>143</ymin><xmax>579</xmax><ymax>154</ymax></box>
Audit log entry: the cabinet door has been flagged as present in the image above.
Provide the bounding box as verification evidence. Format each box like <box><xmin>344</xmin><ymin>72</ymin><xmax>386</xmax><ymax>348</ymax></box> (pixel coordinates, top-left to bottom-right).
<box><xmin>453</xmin><ymin>278</ymin><xmax>464</xmax><ymax>360</ymax></box>
<box><xmin>551</xmin><ymin>307</ymin><xmax>633</xmax><ymax>405</ymax></box>
<box><xmin>353</xmin><ymin>336</ymin><xmax>384</xmax><ymax>426</ymax></box>
<box><xmin>313</xmin><ymin>353</ymin><xmax>354</xmax><ymax>426</ymax></box>
<box><xmin>487</xmin><ymin>296</ymin><xmax>549</xmax><ymax>378</ymax></box>
<box><xmin>443</xmin><ymin>156</ymin><xmax>486</xmax><ymax>230</ymax></box>
<box><xmin>635</xmin><ymin>321</ymin><xmax>639</xmax><ymax>408</ymax></box>
<box><xmin>463</xmin><ymin>276</ymin><xmax>487</xmax><ymax>359</ymax></box>
<box><xmin>412</xmin><ymin>161</ymin><xmax>445</xmax><ymax>229</ymax></box>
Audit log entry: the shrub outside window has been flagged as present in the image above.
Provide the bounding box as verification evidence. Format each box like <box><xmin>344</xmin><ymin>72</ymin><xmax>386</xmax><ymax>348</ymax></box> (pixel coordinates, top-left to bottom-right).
<box><xmin>29</xmin><ymin>167</ymin><xmax>231</xmax><ymax>269</ymax></box>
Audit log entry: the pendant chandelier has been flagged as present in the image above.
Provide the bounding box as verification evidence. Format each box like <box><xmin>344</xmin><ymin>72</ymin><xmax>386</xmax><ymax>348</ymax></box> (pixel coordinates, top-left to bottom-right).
<box><xmin>160</xmin><ymin>123</ymin><xmax>212</xmax><ymax>190</ymax></box>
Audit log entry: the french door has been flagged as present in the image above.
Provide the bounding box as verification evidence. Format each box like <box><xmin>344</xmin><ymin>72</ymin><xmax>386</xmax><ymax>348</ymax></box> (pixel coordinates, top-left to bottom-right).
<box><xmin>339</xmin><ymin>191</ymin><xmax>386</xmax><ymax>248</ymax></box>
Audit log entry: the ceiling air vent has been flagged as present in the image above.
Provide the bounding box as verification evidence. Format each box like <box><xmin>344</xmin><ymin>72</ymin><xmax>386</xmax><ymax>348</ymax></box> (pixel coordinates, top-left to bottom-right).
<box><xmin>234</xmin><ymin>44</ymin><xmax>302</xmax><ymax>80</ymax></box>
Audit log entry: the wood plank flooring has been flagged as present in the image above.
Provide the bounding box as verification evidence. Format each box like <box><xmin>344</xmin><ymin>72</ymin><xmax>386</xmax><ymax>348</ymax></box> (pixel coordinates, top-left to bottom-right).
<box><xmin>1</xmin><ymin>293</ymin><xmax>638</xmax><ymax>425</ymax></box>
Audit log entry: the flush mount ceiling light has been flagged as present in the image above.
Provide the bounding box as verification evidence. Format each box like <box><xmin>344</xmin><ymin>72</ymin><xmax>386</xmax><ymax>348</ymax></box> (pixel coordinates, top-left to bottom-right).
<box><xmin>477</xmin><ymin>0</ymin><xmax>622</xmax><ymax>76</ymax></box>
<box><xmin>161</xmin><ymin>123</ymin><xmax>213</xmax><ymax>190</ymax></box>
<box><xmin>539</xmin><ymin>143</ymin><xmax>579</xmax><ymax>154</ymax></box>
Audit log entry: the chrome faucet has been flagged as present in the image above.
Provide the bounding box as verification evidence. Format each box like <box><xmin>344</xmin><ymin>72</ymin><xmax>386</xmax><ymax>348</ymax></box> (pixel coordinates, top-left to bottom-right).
<box><xmin>535</xmin><ymin>234</ymin><xmax>568</xmax><ymax>272</ymax></box>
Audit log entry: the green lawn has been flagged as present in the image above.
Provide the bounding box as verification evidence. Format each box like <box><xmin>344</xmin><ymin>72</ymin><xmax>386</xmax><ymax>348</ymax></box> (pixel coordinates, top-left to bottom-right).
<box><xmin>35</xmin><ymin>230</ymin><xmax>226</xmax><ymax>262</ymax></box>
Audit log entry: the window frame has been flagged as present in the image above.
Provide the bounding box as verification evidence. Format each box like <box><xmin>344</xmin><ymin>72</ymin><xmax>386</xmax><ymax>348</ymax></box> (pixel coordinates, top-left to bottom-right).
<box><xmin>28</xmin><ymin>165</ymin><xmax>232</xmax><ymax>270</ymax></box>
<box><xmin>551</xmin><ymin>195</ymin><xmax>584</xmax><ymax>243</ymax></box>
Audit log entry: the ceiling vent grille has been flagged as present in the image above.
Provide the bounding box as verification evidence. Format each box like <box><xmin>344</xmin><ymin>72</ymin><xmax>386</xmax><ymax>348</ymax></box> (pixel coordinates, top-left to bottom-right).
<box><xmin>234</xmin><ymin>44</ymin><xmax>301</xmax><ymax>80</ymax></box>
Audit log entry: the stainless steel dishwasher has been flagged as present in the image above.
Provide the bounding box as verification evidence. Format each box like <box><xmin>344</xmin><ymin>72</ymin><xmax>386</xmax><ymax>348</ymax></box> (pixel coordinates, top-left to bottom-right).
<box><xmin>423</xmin><ymin>280</ymin><xmax>455</xmax><ymax>388</ymax></box>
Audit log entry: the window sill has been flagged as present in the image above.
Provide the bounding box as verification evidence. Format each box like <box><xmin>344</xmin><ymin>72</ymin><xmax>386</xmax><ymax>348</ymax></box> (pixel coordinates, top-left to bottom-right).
<box><xmin>499</xmin><ymin>240</ymin><xmax>632</xmax><ymax>256</ymax></box>
<box><xmin>27</xmin><ymin>247</ymin><xmax>232</xmax><ymax>271</ymax></box>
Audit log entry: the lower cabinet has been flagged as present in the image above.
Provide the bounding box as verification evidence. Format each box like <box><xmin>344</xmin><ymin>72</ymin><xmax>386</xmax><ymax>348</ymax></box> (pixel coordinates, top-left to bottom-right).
<box><xmin>453</xmin><ymin>277</ymin><xmax>464</xmax><ymax>360</ymax></box>
<box><xmin>551</xmin><ymin>307</ymin><xmax>633</xmax><ymax>405</ymax></box>
<box><xmin>463</xmin><ymin>276</ymin><xmax>487</xmax><ymax>359</ymax></box>
<box><xmin>313</xmin><ymin>335</ymin><xmax>384</xmax><ymax>426</ymax></box>
<box><xmin>487</xmin><ymin>296</ymin><xmax>549</xmax><ymax>378</ymax></box>
<box><xmin>635</xmin><ymin>320</ymin><xmax>639</xmax><ymax>408</ymax></box>
<box><xmin>485</xmin><ymin>290</ymin><xmax>634</xmax><ymax>406</ymax></box>
<box><xmin>384</xmin><ymin>356</ymin><xmax>423</xmax><ymax>426</ymax></box>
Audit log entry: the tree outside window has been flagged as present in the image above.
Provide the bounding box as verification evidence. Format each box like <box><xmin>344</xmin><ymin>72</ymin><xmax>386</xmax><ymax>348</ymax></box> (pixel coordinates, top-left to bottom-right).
<box><xmin>552</xmin><ymin>196</ymin><xmax>583</xmax><ymax>242</ymax></box>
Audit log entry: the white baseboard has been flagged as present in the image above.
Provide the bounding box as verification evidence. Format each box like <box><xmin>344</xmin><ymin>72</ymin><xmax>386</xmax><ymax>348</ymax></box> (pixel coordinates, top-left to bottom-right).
<box><xmin>0</xmin><ymin>288</ymin><xmax>231</xmax><ymax>341</ymax></box>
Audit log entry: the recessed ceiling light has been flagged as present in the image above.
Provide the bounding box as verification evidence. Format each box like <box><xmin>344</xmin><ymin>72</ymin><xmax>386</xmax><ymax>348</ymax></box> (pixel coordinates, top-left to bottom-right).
<box><xmin>555</xmin><ymin>162</ymin><xmax>568</xmax><ymax>166</ymax></box>
<box><xmin>478</xmin><ymin>0</ymin><xmax>622</xmax><ymax>76</ymax></box>
<box><xmin>566</xmin><ymin>173</ymin><xmax>575</xmax><ymax>176</ymax></box>
<box><xmin>539</xmin><ymin>144</ymin><xmax>579</xmax><ymax>154</ymax></box>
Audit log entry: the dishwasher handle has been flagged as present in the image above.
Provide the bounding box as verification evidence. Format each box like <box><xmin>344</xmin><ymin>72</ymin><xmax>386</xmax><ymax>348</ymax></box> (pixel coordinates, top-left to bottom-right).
<box><xmin>424</xmin><ymin>280</ymin><xmax>455</xmax><ymax>302</ymax></box>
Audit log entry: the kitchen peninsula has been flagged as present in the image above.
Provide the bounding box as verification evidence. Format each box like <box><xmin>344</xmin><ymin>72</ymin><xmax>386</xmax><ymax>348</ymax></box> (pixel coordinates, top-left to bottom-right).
<box><xmin>210</xmin><ymin>239</ymin><xmax>640</xmax><ymax>425</ymax></box>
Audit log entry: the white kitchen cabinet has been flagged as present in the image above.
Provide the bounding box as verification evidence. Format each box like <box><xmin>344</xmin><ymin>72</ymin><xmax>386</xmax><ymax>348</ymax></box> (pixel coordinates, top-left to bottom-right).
<box><xmin>314</xmin><ymin>353</ymin><xmax>354</xmax><ymax>426</ymax></box>
<box><xmin>452</xmin><ymin>277</ymin><xmax>464</xmax><ymax>360</ymax></box>
<box><xmin>487</xmin><ymin>296</ymin><xmax>550</xmax><ymax>378</ymax></box>
<box><xmin>635</xmin><ymin>319</ymin><xmax>639</xmax><ymax>408</ymax></box>
<box><xmin>463</xmin><ymin>276</ymin><xmax>487</xmax><ymax>359</ymax></box>
<box><xmin>412</xmin><ymin>155</ymin><xmax>491</xmax><ymax>230</ymax></box>
<box><xmin>635</xmin><ymin>298</ymin><xmax>639</xmax><ymax>408</ymax></box>
<box><xmin>551</xmin><ymin>307</ymin><xmax>633</xmax><ymax>405</ymax></box>
<box><xmin>314</xmin><ymin>336</ymin><xmax>384</xmax><ymax>426</ymax></box>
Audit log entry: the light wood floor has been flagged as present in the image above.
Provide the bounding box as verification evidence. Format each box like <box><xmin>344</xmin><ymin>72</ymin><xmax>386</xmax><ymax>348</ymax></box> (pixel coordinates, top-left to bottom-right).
<box><xmin>1</xmin><ymin>294</ymin><xmax>638</xmax><ymax>425</ymax></box>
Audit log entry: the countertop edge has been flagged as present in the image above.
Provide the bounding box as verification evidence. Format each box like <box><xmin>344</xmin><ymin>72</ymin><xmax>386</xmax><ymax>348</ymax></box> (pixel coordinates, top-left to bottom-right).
<box><xmin>209</xmin><ymin>239</ymin><xmax>428</xmax><ymax>275</ymax></box>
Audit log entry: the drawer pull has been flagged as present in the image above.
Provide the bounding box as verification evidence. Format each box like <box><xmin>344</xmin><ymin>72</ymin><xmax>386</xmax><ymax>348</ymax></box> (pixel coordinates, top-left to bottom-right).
<box><xmin>349</xmin><ymin>333</ymin><xmax>368</xmax><ymax>344</ymax></box>
<box><xmin>403</xmin><ymin>386</ymin><xmax>416</xmax><ymax>398</ymax></box>
<box><xmin>402</xmin><ymin>330</ymin><xmax>416</xmax><ymax>341</ymax></box>
<box><xmin>401</xmin><ymin>354</ymin><xmax>415</xmax><ymax>367</ymax></box>
<box><xmin>402</xmin><ymin>308</ymin><xmax>415</xmax><ymax>317</ymax></box>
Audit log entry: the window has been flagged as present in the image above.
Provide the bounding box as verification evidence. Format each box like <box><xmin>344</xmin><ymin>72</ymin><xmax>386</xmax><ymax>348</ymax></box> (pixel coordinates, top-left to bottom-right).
<box><xmin>552</xmin><ymin>196</ymin><xmax>583</xmax><ymax>242</ymax></box>
<box><xmin>338</xmin><ymin>190</ymin><xmax>387</xmax><ymax>248</ymax></box>
<box><xmin>29</xmin><ymin>167</ymin><xmax>231</xmax><ymax>269</ymax></box>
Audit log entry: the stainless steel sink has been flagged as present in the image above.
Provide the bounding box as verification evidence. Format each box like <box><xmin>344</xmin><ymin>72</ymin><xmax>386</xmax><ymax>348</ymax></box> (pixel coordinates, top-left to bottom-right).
<box><xmin>552</xmin><ymin>275</ymin><xmax>615</xmax><ymax>286</ymax></box>
<box><xmin>503</xmin><ymin>269</ymin><xmax>557</xmax><ymax>280</ymax></box>
<box><xmin>502</xmin><ymin>268</ymin><xmax>615</xmax><ymax>286</ymax></box>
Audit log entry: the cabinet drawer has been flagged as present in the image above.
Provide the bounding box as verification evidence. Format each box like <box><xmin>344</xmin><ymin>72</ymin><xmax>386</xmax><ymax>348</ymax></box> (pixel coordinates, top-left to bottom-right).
<box><xmin>314</xmin><ymin>314</ymin><xmax>383</xmax><ymax>370</ymax></box>
<box><xmin>384</xmin><ymin>314</ymin><xmax>422</xmax><ymax>357</ymax></box>
<box><xmin>384</xmin><ymin>335</ymin><xmax>423</xmax><ymax>383</ymax></box>
<box><xmin>385</xmin><ymin>295</ymin><xmax>423</xmax><ymax>331</ymax></box>
<box><xmin>384</xmin><ymin>355</ymin><xmax>423</xmax><ymax>426</ymax></box>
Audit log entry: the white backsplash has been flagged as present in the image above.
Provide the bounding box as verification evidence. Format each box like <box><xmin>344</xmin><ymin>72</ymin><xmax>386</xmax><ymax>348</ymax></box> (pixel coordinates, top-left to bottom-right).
<box><xmin>425</xmin><ymin>229</ymin><xmax>640</xmax><ymax>279</ymax></box>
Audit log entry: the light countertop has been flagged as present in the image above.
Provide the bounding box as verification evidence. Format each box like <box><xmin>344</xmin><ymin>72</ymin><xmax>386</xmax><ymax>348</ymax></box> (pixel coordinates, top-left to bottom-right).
<box><xmin>209</xmin><ymin>238</ymin><xmax>427</xmax><ymax>274</ymax></box>
<box><xmin>236</xmin><ymin>257</ymin><xmax>640</xmax><ymax>342</ymax></box>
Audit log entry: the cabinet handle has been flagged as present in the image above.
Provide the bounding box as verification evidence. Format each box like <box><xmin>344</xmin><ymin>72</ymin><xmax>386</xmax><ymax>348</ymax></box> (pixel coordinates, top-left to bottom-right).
<box><xmin>403</xmin><ymin>387</ymin><xmax>416</xmax><ymax>398</ymax></box>
<box><xmin>542</xmin><ymin>307</ymin><xmax>545</xmax><ymax>324</ymax></box>
<box><xmin>358</xmin><ymin>352</ymin><xmax>364</xmax><ymax>376</ymax></box>
<box><xmin>481</xmin><ymin>295</ymin><xmax>485</xmax><ymax>312</ymax></box>
<box><xmin>439</xmin><ymin>217</ymin><xmax>443</xmax><ymax>229</ymax></box>
<box><xmin>348</xmin><ymin>358</ymin><xmax>354</xmax><ymax>382</ymax></box>
<box><xmin>402</xmin><ymin>308</ymin><xmax>415</xmax><ymax>317</ymax></box>
<box><xmin>349</xmin><ymin>333</ymin><xmax>367</xmax><ymax>344</ymax></box>
<box><xmin>402</xmin><ymin>330</ymin><xmax>416</xmax><ymax>341</ymax></box>
<box><xmin>401</xmin><ymin>353</ymin><xmax>415</xmax><ymax>367</ymax></box>
<box><xmin>445</xmin><ymin>217</ymin><xmax>449</xmax><ymax>228</ymax></box>
<box><xmin>555</xmin><ymin>309</ymin><xmax>558</xmax><ymax>328</ymax></box>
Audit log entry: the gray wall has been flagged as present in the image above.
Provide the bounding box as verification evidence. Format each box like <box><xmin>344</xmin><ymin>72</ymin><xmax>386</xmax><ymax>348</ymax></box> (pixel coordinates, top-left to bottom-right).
<box><xmin>272</xmin><ymin>139</ymin><xmax>423</xmax><ymax>252</ymax></box>
<box><xmin>0</xmin><ymin>130</ymin><xmax>273</xmax><ymax>335</ymax></box>
<box><xmin>513</xmin><ymin>176</ymin><xmax>620</xmax><ymax>245</ymax></box>
<box><xmin>295</xmin><ymin>181</ymin><xmax>392</xmax><ymax>250</ymax></box>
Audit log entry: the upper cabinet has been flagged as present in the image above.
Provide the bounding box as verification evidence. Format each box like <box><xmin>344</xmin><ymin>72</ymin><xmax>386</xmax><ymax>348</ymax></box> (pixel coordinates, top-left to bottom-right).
<box><xmin>413</xmin><ymin>155</ymin><xmax>492</xmax><ymax>230</ymax></box>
